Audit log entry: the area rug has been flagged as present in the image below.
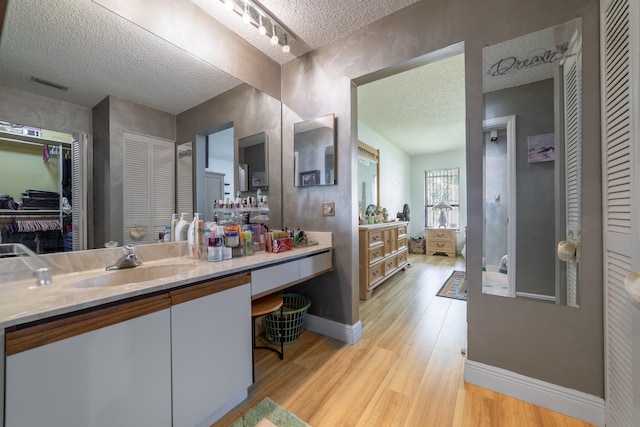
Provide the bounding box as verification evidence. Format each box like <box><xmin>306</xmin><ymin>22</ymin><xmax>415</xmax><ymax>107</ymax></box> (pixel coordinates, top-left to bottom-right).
<box><xmin>436</xmin><ymin>270</ymin><xmax>467</xmax><ymax>301</ymax></box>
<box><xmin>230</xmin><ymin>397</ymin><xmax>310</xmax><ymax>427</ymax></box>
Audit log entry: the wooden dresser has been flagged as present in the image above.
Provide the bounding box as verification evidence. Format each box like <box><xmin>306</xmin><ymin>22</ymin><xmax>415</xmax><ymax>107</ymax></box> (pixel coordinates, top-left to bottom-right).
<box><xmin>359</xmin><ymin>222</ymin><xmax>409</xmax><ymax>300</ymax></box>
<box><xmin>425</xmin><ymin>228</ymin><xmax>457</xmax><ymax>258</ymax></box>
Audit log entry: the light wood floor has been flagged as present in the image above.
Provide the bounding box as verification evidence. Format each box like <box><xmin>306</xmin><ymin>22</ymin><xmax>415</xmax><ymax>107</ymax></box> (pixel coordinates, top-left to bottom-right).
<box><xmin>212</xmin><ymin>254</ymin><xmax>595</xmax><ymax>427</ymax></box>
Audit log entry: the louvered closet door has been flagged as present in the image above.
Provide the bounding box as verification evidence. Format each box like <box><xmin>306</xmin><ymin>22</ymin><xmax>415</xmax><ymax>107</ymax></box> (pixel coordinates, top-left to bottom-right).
<box><xmin>563</xmin><ymin>48</ymin><xmax>582</xmax><ymax>308</ymax></box>
<box><xmin>602</xmin><ymin>0</ymin><xmax>640</xmax><ymax>426</ymax></box>
<box><xmin>71</xmin><ymin>134</ymin><xmax>87</xmax><ymax>250</ymax></box>
<box><xmin>123</xmin><ymin>132</ymin><xmax>175</xmax><ymax>245</ymax></box>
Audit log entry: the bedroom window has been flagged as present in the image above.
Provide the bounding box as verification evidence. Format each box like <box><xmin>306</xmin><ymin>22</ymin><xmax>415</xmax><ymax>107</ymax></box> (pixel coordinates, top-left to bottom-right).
<box><xmin>425</xmin><ymin>168</ymin><xmax>460</xmax><ymax>229</ymax></box>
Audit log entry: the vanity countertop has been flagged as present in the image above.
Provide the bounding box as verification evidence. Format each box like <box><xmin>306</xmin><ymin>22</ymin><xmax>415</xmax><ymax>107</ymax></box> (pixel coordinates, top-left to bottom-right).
<box><xmin>0</xmin><ymin>240</ymin><xmax>332</xmax><ymax>330</ymax></box>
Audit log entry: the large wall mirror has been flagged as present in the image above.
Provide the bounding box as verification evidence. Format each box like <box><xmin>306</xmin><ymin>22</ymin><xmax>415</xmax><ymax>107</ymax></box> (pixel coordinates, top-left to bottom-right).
<box><xmin>0</xmin><ymin>0</ymin><xmax>284</xmax><ymax>249</ymax></box>
<box><xmin>177</xmin><ymin>84</ymin><xmax>282</xmax><ymax>229</ymax></box>
<box><xmin>482</xmin><ymin>18</ymin><xmax>582</xmax><ymax>307</ymax></box>
<box><xmin>357</xmin><ymin>141</ymin><xmax>380</xmax><ymax>218</ymax></box>
<box><xmin>293</xmin><ymin>114</ymin><xmax>336</xmax><ymax>187</ymax></box>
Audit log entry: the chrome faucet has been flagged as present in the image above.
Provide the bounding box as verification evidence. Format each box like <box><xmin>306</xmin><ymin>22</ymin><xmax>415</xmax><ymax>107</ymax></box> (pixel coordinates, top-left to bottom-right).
<box><xmin>106</xmin><ymin>244</ymin><xmax>142</xmax><ymax>271</ymax></box>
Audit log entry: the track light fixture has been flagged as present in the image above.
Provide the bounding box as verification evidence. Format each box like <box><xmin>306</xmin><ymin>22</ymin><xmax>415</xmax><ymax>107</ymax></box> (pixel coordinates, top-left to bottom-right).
<box><xmin>219</xmin><ymin>0</ymin><xmax>294</xmax><ymax>53</ymax></box>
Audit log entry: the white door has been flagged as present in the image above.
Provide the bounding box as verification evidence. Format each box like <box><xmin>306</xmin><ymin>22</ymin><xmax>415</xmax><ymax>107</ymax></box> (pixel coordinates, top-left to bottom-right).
<box><xmin>123</xmin><ymin>131</ymin><xmax>175</xmax><ymax>244</ymax></box>
<box><xmin>602</xmin><ymin>0</ymin><xmax>640</xmax><ymax>425</ymax></box>
<box><xmin>204</xmin><ymin>171</ymin><xmax>225</xmax><ymax>221</ymax></box>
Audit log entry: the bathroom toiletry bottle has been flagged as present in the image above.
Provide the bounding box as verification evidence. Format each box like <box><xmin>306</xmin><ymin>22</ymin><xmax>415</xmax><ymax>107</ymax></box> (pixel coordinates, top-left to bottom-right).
<box><xmin>174</xmin><ymin>213</ymin><xmax>189</xmax><ymax>241</ymax></box>
<box><xmin>188</xmin><ymin>213</ymin><xmax>204</xmax><ymax>259</ymax></box>
<box><xmin>170</xmin><ymin>213</ymin><xmax>179</xmax><ymax>241</ymax></box>
<box><xmin>244</xmin><ymin>228</ymin><xmax>253</xmax><ymax>255</ymax></box>
<box><xmin>163</xmin><ymin>225</ymin><xmax>171</xmax><ymax>242</ymax></box>
<box><xmin>256</xmin><ymin>188</ymin><xmax>262</xmax><ymax>206</ymax></box>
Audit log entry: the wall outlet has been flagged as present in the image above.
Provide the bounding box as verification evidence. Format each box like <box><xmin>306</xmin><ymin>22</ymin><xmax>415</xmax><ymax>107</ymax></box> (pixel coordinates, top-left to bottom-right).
<box><xmin>322</xmin><ymin>202</ymin><xmax>335</xmax><ymax>216</ymax></box>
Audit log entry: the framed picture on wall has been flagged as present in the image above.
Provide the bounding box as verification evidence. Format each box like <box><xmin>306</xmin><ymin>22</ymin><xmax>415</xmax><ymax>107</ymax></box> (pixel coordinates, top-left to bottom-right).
<box><xmin>527</xmin><ymin>133</ymin><xmax>555</xmax><ymax>163</ymax></box>
<box><xmin>299</xmin><ymin>170</ymin><xmax>320</xmax><ymax>187</ymax></box>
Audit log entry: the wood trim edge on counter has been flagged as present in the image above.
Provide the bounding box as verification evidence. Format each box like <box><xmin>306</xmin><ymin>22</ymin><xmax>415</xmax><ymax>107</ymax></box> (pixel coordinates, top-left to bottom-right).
<box><xmin>170</xmin><ymin>272</ymin><xmax>250</xmax><ymax>305</ymax></box>
<box><xmin>6</xmin><ymin>294</ymin><xmax>170</xmax><ymax>355</ymax></box>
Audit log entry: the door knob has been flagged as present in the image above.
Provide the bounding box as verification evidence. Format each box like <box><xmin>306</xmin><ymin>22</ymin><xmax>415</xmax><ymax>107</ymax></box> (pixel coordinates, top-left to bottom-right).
<box><xmin>623</xmin><ymin>272</ymin><xmax>640</xmax><ymax>310</ymax></box>
<box><xmin>557</xmin><ymin>240</ymin><xmax>577</xmax><ymax>262</ymax></box>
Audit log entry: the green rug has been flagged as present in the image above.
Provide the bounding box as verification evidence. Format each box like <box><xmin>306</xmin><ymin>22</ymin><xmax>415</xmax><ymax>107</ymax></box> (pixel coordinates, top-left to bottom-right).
<box><xmin>230</xmin><ymin>397</ymin><xmax>310</xmax><ymax>427</ymax></box>
<box><xmin>436</xmin><ymin>270</ymin><xmax>467</xmax><ymax>301</ymax></box>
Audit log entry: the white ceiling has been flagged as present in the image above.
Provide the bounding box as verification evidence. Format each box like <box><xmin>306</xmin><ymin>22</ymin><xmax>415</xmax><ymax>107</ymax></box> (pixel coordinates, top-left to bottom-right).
<box><xmin>358</xmin><ymin>54</ymin><xmax>466</xmax><ymax>156</ymax></box>
<box><xmin>0</xmin><ymin>0</ymin><xmax>241</xmax><ymax>115</ymax></box>
<box><xmin>191</xmin><ymin>0</ymin><xmax>421</xmax><ymax>65</ymax></box>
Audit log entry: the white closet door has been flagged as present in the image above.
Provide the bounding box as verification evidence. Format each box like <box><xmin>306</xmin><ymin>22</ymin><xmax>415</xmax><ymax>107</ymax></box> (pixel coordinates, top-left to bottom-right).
<box><xmin>563</xmin><ymin>48</ymin><xmax>582</xmax><ymax>308</ymax></box>
<box><xmin>72</xmin><ymin>133</ymin><xmax>88</xmax><ymax>250</ymax></box>
<box><xmin>123</xmin><ymin>131</ymin><xmax>175</xmax><ymax>245</ymax></box>
<box><xmin>602</xmin><ymin>0</ymin><xmax>640</xmax><ymax>426</ymax></box>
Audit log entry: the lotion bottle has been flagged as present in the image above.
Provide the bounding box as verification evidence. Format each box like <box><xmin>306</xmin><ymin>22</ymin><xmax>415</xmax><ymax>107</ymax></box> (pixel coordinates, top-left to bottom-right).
<box><xmin>170</xmin><ymin>213</ymin><xmax>179</xmax><ymax>241</ymax></box>
<box><xmin>188</xmin><ymin>213</ymin><xmax>204</xmax><ymax>258</ymax></box>
<box><xmin>174</xmin><ymin>213</ymin><xmax>189</xmax><ymax>241</ymax></box>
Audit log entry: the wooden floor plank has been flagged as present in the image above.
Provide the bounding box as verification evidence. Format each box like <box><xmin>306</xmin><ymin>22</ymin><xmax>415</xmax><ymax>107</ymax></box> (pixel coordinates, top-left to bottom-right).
<box><xmin>211</xmin><ymin>254</ymin><xmax>596</xmax><ymax>427</ymax></box>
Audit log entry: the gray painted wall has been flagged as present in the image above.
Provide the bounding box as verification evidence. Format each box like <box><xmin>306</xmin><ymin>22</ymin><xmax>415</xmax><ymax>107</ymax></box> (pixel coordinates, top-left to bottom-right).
<box><xmin>485</xmin><ymin>79</ymin><xmax>556</xmax><ymax>296</ymax></box>
<box><xmin>92</xmin><ymin>96</ymin><xmax>176</xmax><ymax>247</ymax></box>
<box><xmin>176</xmin><ymin>84</ymin><xmax>283</xmax><ymax>230</ymax></box>
<box><xmin>282</xmin><ymin>0</ymin><xmax>602</xmax><ymax>396</ymax></box>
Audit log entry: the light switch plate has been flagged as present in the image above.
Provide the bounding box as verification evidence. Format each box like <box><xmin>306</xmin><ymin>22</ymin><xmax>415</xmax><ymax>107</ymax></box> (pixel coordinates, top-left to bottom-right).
<box><xmin>322</xmin><ymin>202</ymin><xmax>335</xmax><ymax>216</ymax></box>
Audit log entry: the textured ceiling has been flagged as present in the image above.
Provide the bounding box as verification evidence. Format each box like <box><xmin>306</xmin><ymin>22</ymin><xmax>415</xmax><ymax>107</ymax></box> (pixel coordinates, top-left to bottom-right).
<box><xmin>191</xmin><ymin>0</ymin><xmax>421</xmax><ymax>64</ymax></box>
<box><xmin>0</xmin><ymin>0</ymin><xmax>241</xmax><ymax>114</ymax></box>
<box><xmin>358</xmin><ymin>54</ymin><xmax>466</xmax><ymax>156</ymax></box>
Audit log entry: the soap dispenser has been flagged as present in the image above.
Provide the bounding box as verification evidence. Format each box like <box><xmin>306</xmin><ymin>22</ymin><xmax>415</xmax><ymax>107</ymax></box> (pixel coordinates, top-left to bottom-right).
<box><xmin>174</xmin><ymin>213</ymin><xmax>189</xmax><ymax>241</ymax></box>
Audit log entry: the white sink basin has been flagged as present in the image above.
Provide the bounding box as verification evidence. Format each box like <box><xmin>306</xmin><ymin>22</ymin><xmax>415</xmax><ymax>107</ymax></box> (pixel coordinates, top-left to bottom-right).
<box><xmin>72</xmin><ymin>265</ymin><xmax>194</xmax><ymax>288</ymax></box>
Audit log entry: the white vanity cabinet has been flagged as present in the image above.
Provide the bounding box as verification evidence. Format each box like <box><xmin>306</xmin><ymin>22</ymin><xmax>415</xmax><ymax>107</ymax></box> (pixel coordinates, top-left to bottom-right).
<box><xmin>4</xmin><ymin>295</ymin><xmax>172</xmax><ymax>427</ymax></box>
<box><xmin>169</xmin><ymin>272</ymin><xmax>252</xmax><ymax>427</ymax></box>
<box><xmin>251</xmin><ymin>250</ymin><xmax>333</xmax><ymax>299</ymax></box>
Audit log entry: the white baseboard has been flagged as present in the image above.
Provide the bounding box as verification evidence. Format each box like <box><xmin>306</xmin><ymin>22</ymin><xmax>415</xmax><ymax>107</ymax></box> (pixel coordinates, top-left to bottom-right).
<box><xmin>464</xmin><ymin>360</ymin><xmax>605</xmax><ymax>427</ymax></box>
<box><xmin>304</xmin><ymin>314</ymin><xmax>362</xmax><ymax>344</ymax></box>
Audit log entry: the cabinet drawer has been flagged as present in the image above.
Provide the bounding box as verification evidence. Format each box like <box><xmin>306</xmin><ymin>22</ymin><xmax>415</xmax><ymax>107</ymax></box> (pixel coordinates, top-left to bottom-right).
<box><xmin>368</xmin><ymin>230</ymin><xmax>384</xmax><ymax>246</ymax></box>
<box><xmin>397</xmin><ymin>225</ymin><xmax>407</xmax><ymax>237</ymax></box>
<box><xmin>251</xmin><ymin>261</ymin><xmax>299</xmax><ymax>297</ymax></box>
<box><xmin>384</xmin><ymin>255</ymin><xmax>398</xmax><ymax>276</ymax></box>
<box><xmin>428</xmin><ymin>241</ymin><xmax>455</xmax><ymax>253</ymax></box>
<box><xmin>397</xmin><ymin>249</ymin><xmax>408</xmax><ymax>266</ymax></box>
<box><xmin>300</xmin><ymin>251</ymin><xmax>332</xmax><ymax>280</ymax></box>
<box><xmin>368</xmin><ymin>246</ymin><xmax>385</xmax><ymax>265</ymax></box>
<box><xmin>398</xmin><ymin>236</ymin><xmax>408</xmax><ymax>250</ymax></box>
<box><xmin>368</xmin><ymin>262</ymin><xmax>384</xmax><ymax>286</ymax></box>
<box><xmin>427</xmin><ymin>229</ymin><xmax>454</xmax><ymax>242</ymax></box>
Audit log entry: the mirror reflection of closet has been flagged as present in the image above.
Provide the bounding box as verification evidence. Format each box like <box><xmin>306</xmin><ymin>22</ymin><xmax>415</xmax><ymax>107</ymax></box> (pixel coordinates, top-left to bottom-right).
<box><xmin>0</xmin><ymin>122</ymin><xmax>86</xmax><ymax>252</ymax></box>
<box><xmin>482</xmin><ymin>18</ymin><xmax>582</xmax><ymax>306</ymax></box>
<box><xmin>357</xmin><ymin>141</ymin><xmax>380</xmax><ymax>220</ymax></box>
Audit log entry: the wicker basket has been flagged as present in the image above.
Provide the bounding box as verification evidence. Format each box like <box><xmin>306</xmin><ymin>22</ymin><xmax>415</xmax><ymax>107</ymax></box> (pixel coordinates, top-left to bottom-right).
<box><xmin>264</xmin><ymin>293</ymin><xmax>311</xmax><ymax>345</ymax></box>
<box><xmin>409</xmin><ymin>236</ymin><xmax>426</xmax><ymax>254</ymax></box>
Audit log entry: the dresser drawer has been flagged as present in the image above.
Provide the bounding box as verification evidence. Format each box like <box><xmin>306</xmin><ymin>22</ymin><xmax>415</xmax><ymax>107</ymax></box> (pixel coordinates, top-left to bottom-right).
<box><xmin>398</xmin><ymin>236</ymin><xmax>408</xmax><ymax>250</ymax></box>
<box><xmin>397</xmin><ymin>225</ymin><xmax>407</xmax><ymax>237</ymax></box>
<box><xmin>397</xmin><ymin>249</ymin><xmax>408</xmax><ymax>266</ymax></box>
<box><xmin>368</xmin><ymin>246</ymin><xmax>385</xmax><ymax>265</ymax></box>
<box><xmin>427</xmin><ymin>241</ymin><xmax>455</xmax><ymax>253</ymax></box>
<box><xmin>426</xmin><ymin>229</ymin><xmax>455</xmax><ymax>242</ymax></box>
<box><xmin>368</xmin><ymin>262</ymin><xmax>384</xmax><ymax>286</ymax></box>
<box><xmin>384</xmin><ymin>255</ymin><xmax>398</xmax><ymax>276</ymax></box>
<box><xmin>368</xmin><ymin>230</ymin><xmax>384</xmax><ymax>247</ymax></box>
